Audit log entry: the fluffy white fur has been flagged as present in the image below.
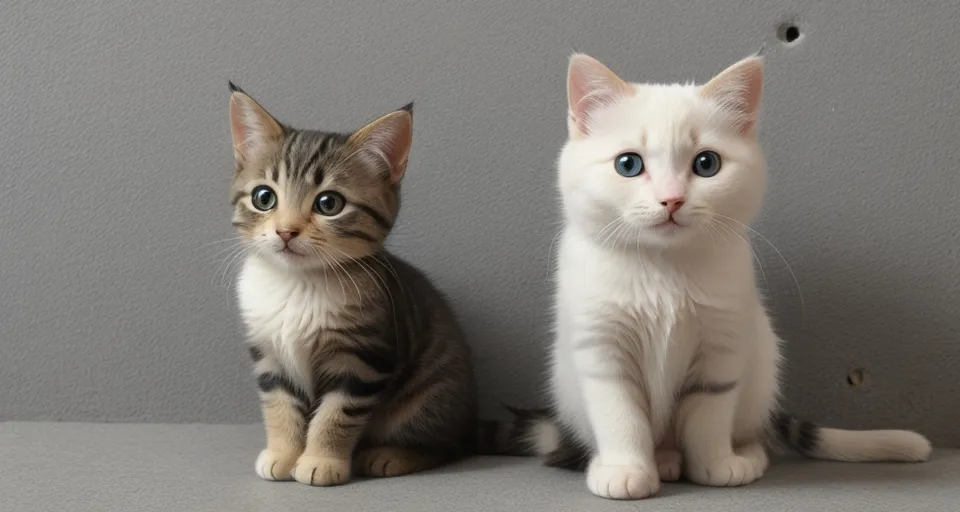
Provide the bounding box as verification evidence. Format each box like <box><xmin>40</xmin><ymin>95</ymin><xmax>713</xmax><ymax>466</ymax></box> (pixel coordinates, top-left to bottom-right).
<box><xmin>545</xmin><ymin>54</ymin><xmax>931</xmax><ymax>500</ymax></box>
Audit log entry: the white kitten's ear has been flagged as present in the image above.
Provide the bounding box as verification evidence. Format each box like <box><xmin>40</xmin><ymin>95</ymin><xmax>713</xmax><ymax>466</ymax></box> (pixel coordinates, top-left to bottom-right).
<box><xmin>701</xmin><ymin>56</ymin><xmax>764</xmax><ymax>136</ymax></box>
<box><xmin>228</xmin><ymin>82</ymin><xmax>284</xmax><ymax>166</ymax></box>
<box><xmin>347</xmin><ymin>103</ymin><xmax>413</xmax><ymax>183</ymax></box>
<box><xmin>567</xmin><ymin>54</ymin><xmax>631</xmax><ymax>138</ymax></box>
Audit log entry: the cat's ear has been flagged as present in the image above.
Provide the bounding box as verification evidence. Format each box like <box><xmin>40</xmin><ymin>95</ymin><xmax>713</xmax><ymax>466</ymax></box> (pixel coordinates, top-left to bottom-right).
<box><xmin>701</xmin><ymin>56</ymin><xmax>764</xmax><ymax>136</ymax></box>
<box><xmin>567</xmin><ymin>54</ymin><xmax>631</xmax><ymax>138</ymax></box>
<box><xmin>229</xmin><ymin>82</ymin><xmax>284</xmax><ymax>165</ymax></box>
<box><xmin>347</xmin><ymin>103</ymin><xmax>413</xmax><ymax>183</ymax></box>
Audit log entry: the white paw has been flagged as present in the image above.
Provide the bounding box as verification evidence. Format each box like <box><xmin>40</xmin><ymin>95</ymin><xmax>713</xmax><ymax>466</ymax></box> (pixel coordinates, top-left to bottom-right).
<box><xmin>586</xmin><ymin>458</ymin><xmax>660</xmax><ymax>500</ymax></box>
<box><xmin>687</xmin><ymin>448</ymin><xmax>767</xmax><ymax>487</ymax></box>
<box><xmin>255</xmin><ymin>449</ymin><xmax>298</xmax><ymax>481</ymax></box>
<box><xmin>655</xmin><ymin>448</ymin><xmax>682</xmax><ymax>482</ymax></box>
<box><xmin>291</xmin><ymin>455</ymin><xmax>351</xmax><ymax>486</ymax></box>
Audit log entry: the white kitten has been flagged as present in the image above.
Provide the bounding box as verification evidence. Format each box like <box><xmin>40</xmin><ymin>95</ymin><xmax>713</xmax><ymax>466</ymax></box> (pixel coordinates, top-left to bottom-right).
<box><xmin>522</xmin><ymin>54</ymin><xmax>931</xmax><ymax>500</ymax></box>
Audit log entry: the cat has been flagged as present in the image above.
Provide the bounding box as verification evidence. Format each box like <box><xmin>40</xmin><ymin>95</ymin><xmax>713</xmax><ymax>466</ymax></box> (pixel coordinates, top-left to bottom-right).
<box><xmin>227</xmin><ymin>83</ymin><xmax>478</xmax><ymax>486</ymax></box>
<box><xmin>495</xmin><ymin>54</ymin><xmax>932</xmax><ymax>500</ymax></box>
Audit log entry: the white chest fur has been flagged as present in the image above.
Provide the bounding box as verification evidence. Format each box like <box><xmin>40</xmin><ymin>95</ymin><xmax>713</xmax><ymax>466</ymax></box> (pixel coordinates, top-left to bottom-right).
<box><xmin>552</xmin><ymin>229</ymin><xmax>759</xmax><ymax>442</ymax></box>
<box><xmin>237</xmin><ymin>255</ymin><xmax>347</xmax><ymax>390</ymax></box>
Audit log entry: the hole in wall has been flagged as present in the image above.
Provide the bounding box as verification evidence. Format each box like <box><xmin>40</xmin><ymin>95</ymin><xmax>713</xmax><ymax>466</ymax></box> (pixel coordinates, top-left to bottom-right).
<box><xmin>776</xmin><ymin>22</ymin><xmax>802</xmax><ymax>45</ymax></box>
<box><xmin>846</xmin><ymin>368</ymin><xmax>869</xmax><ymax>389</ymax></box>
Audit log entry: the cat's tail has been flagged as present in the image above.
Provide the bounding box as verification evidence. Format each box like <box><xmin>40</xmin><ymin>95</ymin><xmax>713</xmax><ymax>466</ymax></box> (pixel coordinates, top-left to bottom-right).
<box><xmin>473</xmin><ymin>406</ymin><xmax>558</xmax><ymax>456</ymax></box>
<box><xmin>472</xmin><ymin>405</ymin><xmax>590</xmax><ymax>470</ymax></box>
<box><xmin>770</xmin><ymin>411</ymin><xmax>932</xmax><ymax>463</ymax></box>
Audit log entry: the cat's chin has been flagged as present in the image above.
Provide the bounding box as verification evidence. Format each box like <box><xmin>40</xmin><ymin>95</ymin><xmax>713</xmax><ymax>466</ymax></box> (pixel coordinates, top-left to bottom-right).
<box><xmin>258</xmin><ymin>250</ymin><xmax>327</xmax><ymax>272</ymax></box>
<box><xmin>627</xmin><ymin>223</ymin><xmax>701</xmax><ymax>250</ymax></box>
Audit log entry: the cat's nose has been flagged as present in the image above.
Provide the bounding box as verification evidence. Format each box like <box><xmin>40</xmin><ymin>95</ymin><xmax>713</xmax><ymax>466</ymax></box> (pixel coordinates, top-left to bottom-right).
<box><xmin>276</xmin><ymin>229</ymin><xmax>300</xmax><ymax>242</ymax></box>
<box><xmin>660</xmin><ymin>198</ymin><xmax>685</xmax><ymax>214</ymax></box>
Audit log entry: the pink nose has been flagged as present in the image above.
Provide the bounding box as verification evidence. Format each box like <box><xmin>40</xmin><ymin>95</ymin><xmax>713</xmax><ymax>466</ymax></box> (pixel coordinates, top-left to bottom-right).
<box><xmin>276</xmin><ymin>230</ymin><xmax>299</xmax><ymax>242</ymax></box>
<box><xmin>660</xmin><ymin>199</ymin><xmax>685</xmax><ymax>214</ymax></box>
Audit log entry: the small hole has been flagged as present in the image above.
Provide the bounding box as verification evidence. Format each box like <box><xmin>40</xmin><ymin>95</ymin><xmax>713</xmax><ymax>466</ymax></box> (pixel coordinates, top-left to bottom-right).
<box><xmin>777</xmin><ymin>23</ymin><xmax>802</xmax><ymax>44</ymax></box>
<box><xmin>846</xmin><ymin>368</ymin><xmax>869</xmax><ymax>388</ymax></box>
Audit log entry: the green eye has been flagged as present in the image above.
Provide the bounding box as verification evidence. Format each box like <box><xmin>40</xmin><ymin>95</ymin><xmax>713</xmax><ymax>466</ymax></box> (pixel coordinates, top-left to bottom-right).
<box><xmin>313</xmin><ymin>191</ymin><xmax>346</xmax><ymax>216</ymax></box>
<box><xmin>251</xmin><ymin>186</ymin><xmax>277</xmax><ymax>211</ymax></box>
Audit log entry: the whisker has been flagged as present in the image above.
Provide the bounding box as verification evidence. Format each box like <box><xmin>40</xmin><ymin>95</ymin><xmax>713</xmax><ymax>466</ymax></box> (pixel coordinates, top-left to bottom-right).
<box><xmin>545</xmin><ymin>229</ymin><xmax>564</xmax><ymax>283</ymax></box>
<box><xmin>706</xmin><ymin>212</ymin><xmax>803</xmax><ymax>324</ymax></box>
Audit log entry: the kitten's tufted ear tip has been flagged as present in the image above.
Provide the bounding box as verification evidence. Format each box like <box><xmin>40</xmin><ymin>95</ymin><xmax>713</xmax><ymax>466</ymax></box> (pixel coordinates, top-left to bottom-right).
<box><xmin>399</xmin><ymin>101</ymin><xmax>414</xmax><ymax>115</ymax></box>
<box><xmin>229</xmin><ymin>86</ymin><xmax>283</xmax><ymax>165</ymax></box>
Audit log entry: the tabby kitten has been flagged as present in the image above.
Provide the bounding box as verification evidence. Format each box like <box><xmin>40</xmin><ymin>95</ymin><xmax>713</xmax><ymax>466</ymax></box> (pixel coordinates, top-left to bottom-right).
<box><xmin>228</xmin><ymin>84</ymin><xmax>477</xmax><ymax>486</ymax></box>
<box><xmin>500</xmin><ymin>54</ymin><xmax>931</xmax><ymax>500</ymax></box>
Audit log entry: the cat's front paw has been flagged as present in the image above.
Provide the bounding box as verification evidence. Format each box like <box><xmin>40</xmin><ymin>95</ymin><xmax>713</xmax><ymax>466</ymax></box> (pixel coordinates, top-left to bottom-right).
<box><xmin>586</xmin><ymin>458</ymin><xmax>660</xmax><ymax>500</ymax></box>
<box><xmin>255</xmin><ymin>449</ymin><xmax>298</xmax><ymax>481</ymax></box>
<box><xmin>686</xmin><ymin>447</ymin><xmax>767</xmax><ymax>487</ymax></box>
<box><xmin>291</xmin><ymin>455</ymin><xmax>351</xmax><ymax>486</ymax></box>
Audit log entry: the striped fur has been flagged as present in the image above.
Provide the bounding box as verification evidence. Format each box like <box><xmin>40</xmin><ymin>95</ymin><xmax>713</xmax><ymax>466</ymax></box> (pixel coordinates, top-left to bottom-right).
<box><xmin>228</xmin><ymin>84</ymin><xmax>477</xmax><ymax>486</ymax></box>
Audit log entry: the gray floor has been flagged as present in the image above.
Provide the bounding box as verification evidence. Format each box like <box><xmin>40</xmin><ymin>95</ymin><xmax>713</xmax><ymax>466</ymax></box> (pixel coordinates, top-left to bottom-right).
<box><xmin>2</xmin><ymin>423</ymin><xmax>957</xmax><ymax>512</ymax></box>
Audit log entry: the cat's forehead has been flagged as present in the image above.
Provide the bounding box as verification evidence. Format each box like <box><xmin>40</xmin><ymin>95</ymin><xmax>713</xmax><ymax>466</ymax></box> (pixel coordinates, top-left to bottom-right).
<box><xmin>591</xmin><ymin>84</ymin><xmax>716</xmax><ymax>148</ymax></box>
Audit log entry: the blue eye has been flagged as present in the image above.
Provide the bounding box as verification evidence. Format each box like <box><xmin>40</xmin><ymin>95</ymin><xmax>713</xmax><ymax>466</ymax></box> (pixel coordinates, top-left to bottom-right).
<box><xmin>615</xmin><ymin>153</ymin><xmax>644</xmax><ymax>177</ymax></box>
<box><xmin>251</xmin><ymin>186</ymin><xmax>277</xmax><ymax>211</ymax></box>
<box><xmin>693</xmin><ymin>151</ymin><xmax>721</xmax><ymax>177</ymax></box>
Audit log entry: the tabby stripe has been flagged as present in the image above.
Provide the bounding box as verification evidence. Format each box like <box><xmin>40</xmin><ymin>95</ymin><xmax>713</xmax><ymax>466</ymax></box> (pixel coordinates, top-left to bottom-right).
<box><xmin>678</xmin><ymin>380</ymin><xmax>737</xmax><ymax>398</ymax></box>
<box><xmin>248</xmin><ymin>346</ymin><xmax>263</xmax><ymax>362</ymax></box>
<box><xmin>355</xmin><ymin>203</ymin><xmax>392</xmax><ymax>231</ymax></box>
<box><xmin>796</xmin><ymin>420</ymin><xmax>820</xmax><ymax>453</ymax></box>
<box><xmin>342</xmin><ymin>404</ymin><xmax>375</xmax><ymax>417</ymax></box>
<box><xmin>341</xmin><ymin>375</ymin><xmax>390</xmax><ymax>397</ymax></box>
<box><xmin>338</xmin><ymin>346</ymin><xmax>396</xmax><ymax>375</ymax></box>
<box><xmin>327</xmin><ymin>324</ymin><xmax>382</xmax><ymax>340</ymax></box>
<box><xmin>337</xmin><ymin>229</ymin><xmax>378</xmax><ymax>243</ymax></box>
<box><xmin>257</xmin><ymin>372</ymin><xmax>309</xmax><ymax>406</ymax></box>
<box><xmin>271</xmin><ymin>165</ymin><xmax>280</xmax><ymax>182</ymax></box>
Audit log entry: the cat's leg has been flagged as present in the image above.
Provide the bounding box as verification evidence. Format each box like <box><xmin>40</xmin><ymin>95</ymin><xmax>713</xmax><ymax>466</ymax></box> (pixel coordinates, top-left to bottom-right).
<box><xmin>354</xmin><ymin>379</ymin><xmax>466</xmax><ymax>478</ymax></box>
<box><xmin>655</xmin><ymin>431</ymin><xmax>683</xmax><ymax>482</ymax></box>
<box><xmin>251</xmin><ymin>348</ymin><xmax>307</xmax><ymax>481</ymax></box>
<box><xmin>677</xmin><ymin>343</ymin><xmax>761</xmax><ymax>487</ymax></box>
<box><xmin>292</xmin><ymin>384</ymin><xmax>385</xmax><ymax>486</ymax></box>
<box><xmin>353</xmin><ymin>447</ymin><xmax>447</xmax><ymax>478</ymax></box>
<box><xmin>571</xmin><ymin>335</ymin><xmax>660</xmax><ymax>500</ymax></box>
<box><xmin>729</xmin><ymin>319</ymin><xmax>781</xmax><ymax>476</ymax></box>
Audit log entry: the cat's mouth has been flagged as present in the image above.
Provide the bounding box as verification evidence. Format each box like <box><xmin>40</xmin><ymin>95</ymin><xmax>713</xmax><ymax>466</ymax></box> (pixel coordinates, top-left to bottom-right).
<box><xmin>280</xmin><ymin>247</ymin><xmax>305</xmax><ymax>258</ymax></box>
<box><xmin>653</xmin><ymin>217</ymin><xmax>683</xmax><ymax>230</ymax></box>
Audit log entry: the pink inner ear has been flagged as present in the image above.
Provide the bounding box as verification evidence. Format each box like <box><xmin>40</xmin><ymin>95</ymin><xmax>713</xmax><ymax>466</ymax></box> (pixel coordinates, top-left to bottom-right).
<box><xmin>368</xmin><ymin>113</ymin><xmax>412</xmax><ymax>183</ymax></box>
<box><xmin>566</xmin><ymin>55</ymin><xmax>630</xmax><ymax>137</ymax></box>
<box><xmin>702</xmin><ymin>58</ymin><xmax>764</xmax><ymax>134</ymax></box>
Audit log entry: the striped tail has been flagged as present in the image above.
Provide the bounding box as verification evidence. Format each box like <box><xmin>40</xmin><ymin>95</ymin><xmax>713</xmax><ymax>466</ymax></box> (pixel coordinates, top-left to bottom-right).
<box><xmin>473</xmin><ymin>406</ymin><xmax>589</xmax><ymax>471</ymax></box>
<box><xmin>771</xmin><ymin>412</ymin><xmax>932</xmax><ymax>463</ymax></box>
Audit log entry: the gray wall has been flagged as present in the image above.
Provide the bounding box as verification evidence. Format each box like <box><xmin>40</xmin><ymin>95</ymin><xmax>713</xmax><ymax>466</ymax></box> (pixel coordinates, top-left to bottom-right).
<box><xmin>1</xmin><ymin>1</ymin><xmax>957</xmax><ymax>446</ymax></box>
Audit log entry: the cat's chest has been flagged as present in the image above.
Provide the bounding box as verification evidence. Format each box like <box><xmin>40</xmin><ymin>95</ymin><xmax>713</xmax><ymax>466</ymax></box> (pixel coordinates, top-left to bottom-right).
<box><xmin>236</xmin><ymin>256</ymin><xmax>346</xmax><ymax>350</ymax></box>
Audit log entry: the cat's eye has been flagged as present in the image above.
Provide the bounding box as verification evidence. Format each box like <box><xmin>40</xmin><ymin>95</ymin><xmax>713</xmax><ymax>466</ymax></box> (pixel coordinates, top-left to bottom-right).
<box><xmin>250</xmin><ymin>186</ymin><xmax>277</xmax><ymax>211</ymax></box>
<box><xmin>314</xmin><ymin>191</ymin><xmax>346</xmax><ymax>216</ymax></box>
<box><xmin>692</xmin><ymin>151</ymin><xmax>722</xmax><ymax>178</ymax></box>
<box><xmin>615</xmin><ymin>152</ymin><xmax>644</xmax><ymax>177</ymax></box>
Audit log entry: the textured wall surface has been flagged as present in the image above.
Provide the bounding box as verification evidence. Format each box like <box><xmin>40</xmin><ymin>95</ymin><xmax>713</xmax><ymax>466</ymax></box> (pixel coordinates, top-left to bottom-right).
<box><xmin>1</xmin><ymin>1</ymin><xmax>957</xmax><ymax>445</ymax></box>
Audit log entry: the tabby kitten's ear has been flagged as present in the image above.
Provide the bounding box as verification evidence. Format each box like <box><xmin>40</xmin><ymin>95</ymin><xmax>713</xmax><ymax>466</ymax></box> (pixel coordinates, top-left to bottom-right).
<box><xmin>566</xmin><ymin>54</ymin><xmax>631</xmax><ymax>139</ymax></box>
<box><xmin>701</xmin><ymin>56</ymin><xmax>764</xmax><ymax>136</ymax></box>
<box><xmin>347</xmin><ymin>103</ymin><xmax>413</xmax><ymax>183</ymax></box>
<box><xmin>228</xmin><ymin>82</ymin><xmax>285</xmax><ymax>166</ymax></box>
